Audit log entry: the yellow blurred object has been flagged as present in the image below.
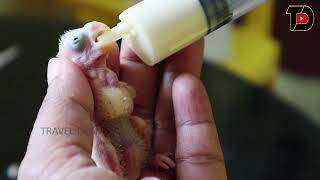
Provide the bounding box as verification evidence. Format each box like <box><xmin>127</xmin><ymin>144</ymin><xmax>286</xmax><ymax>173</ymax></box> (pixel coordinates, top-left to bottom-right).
<box><xmin>0</xmin><ymin>0</ymin><xmax>70</xmax><ymax>19</ymax></box>
<box><xmin>57</xmin><ymin>0</ymin><xmax>135</xmax><ymax>26</ymax></box>
<box><xmin>0</xmin><ymin>0</ymin><xmax>135</xmax><ymax>24</ymax></box>
<box><xmin>224</xmin><ymin>0</ymin><xmax>281</xmax><ymax>87</ymax></box>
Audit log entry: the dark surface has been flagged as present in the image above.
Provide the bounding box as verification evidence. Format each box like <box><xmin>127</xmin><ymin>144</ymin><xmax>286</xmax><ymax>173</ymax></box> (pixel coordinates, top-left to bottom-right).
<box><xmin>202</xmin><ymin>66</ymin><xmax>320</xmax><ymax>180</ymax></box>
<box><xmin>0</xmin><ymin>18</ymin><xmax>319</xmax><ymax>180</ymax></box>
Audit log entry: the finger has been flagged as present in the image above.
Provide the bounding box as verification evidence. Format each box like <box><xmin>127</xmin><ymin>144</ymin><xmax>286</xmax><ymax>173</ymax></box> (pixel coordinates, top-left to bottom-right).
<box><xmin>106</xmin><ymin>42</ymin><xmax>120</xmax><ymax>76</ymax></box>
<box><xmin>120</xmin><ymin>40</ymin><xmax>160</xmax><ymax>118</ymax></box>
<box><xmin>19</xmin><ymin>58</ymin><xmax>116</xmax><ymax>178</ymax></box>
<box><xmin>173</xmin><ymin>74</ymin><xmax>227</xmax><ymax>180</ymax></box>
<box><xmin>154</xmin><ymin>39</ymin><xmax>204</xmax><ymax>153</ymax></box>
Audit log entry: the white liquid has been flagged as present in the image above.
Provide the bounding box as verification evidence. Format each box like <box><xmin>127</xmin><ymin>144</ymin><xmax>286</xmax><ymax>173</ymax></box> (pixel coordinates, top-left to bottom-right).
<box><xmin>119</xmin><ymin>0</ymin><xmax>208</xmax><ymax>65</ymax></box>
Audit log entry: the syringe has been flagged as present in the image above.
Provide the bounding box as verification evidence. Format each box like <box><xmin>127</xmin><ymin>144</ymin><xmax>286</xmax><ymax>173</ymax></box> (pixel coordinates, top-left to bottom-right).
<box><xmin>98</xmin><ymin>0</ymin><xmax>266</xmax><ymax>66</ymax></box>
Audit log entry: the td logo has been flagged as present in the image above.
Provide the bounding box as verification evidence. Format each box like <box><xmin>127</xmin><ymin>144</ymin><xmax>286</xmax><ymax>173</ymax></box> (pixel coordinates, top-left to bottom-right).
<box><xmin>286</xmin><ymin>5</ymin><xmax>314</xmax><ymax>31</ymax></box>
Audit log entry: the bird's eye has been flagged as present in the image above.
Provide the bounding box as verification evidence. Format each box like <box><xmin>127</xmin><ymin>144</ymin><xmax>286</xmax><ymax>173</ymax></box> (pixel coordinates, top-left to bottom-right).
<box><xmin>70</xmin><ymin>34</ymin><xmax>88</xmax><ymax>52</ymax></box>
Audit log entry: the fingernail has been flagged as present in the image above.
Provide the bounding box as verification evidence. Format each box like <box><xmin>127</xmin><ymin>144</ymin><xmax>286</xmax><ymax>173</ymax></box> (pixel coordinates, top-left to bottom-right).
<box><xmin>47</xmin><ymin>58</ymin><xmax>63</xmax><ymax>85</ymax></box>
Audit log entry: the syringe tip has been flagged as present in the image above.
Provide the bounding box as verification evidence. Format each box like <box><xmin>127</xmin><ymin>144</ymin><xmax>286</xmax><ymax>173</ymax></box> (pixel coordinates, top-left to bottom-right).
<box><xmin>97</xmin><ymin>21</ymin><xmax>132</xmax><ymax>47</ymax></box>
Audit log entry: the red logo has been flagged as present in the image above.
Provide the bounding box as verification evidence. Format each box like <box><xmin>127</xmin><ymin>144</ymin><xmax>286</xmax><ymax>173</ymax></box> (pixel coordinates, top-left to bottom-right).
<box><xmin>286</xmin><ymin>5</ymin><xmax>314</xmax><ymax>31</ymax></box>
<box><xmin>296</xmin><ymin>13</ymin><xmax>309</xmax><ymax>24</ymax></box>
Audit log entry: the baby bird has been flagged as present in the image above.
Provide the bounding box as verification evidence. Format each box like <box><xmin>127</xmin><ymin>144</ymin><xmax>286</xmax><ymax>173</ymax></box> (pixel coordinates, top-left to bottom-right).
<box><xmin>57</xmin><ymin>22</ymin><xmax>175</xmax><ymax>179</ymax></box>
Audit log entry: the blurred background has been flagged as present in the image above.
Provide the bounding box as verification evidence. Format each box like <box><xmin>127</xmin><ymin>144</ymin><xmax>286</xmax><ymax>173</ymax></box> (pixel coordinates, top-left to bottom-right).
<box><xmin>0</xmin><ymin>0</ymin><xmax>319</xmax><ymax>179</ymax></box>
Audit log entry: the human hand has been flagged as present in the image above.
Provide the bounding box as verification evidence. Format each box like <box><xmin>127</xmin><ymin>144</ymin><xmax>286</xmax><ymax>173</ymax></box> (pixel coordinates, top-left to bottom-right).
<box><xmin>118</xmin><ymin>39</ymin><xmax>227</xmax><ymax>179</ymax></box>
<box><xmin>18</xmin><ymin>39</ymin><xmax>227</xmax><ymax>180</ymax></box>
<box><xmin>18</xmin><ymin>45</ymin><xmax>121</xmax><ymax>179</ymax></box>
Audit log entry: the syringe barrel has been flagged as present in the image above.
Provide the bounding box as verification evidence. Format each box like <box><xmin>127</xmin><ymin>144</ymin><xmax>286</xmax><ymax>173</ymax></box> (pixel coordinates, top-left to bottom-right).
<box><xmin>200</xmin><ymin>0</ymin><xmax>266</xmax><ymax>33</ymax></box>
<box><xmin>227</xmin><ymin>0</ymin><xmax>266</xmax><ymax>20</ymax></box>
<box><xmin>117</xmin><ymin>0</ymin><xmax>266</xmax><ymax>66</ymax></box>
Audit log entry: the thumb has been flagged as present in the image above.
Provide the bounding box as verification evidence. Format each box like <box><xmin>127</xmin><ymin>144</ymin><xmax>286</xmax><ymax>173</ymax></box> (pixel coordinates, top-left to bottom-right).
<box><xmin>19</xmin><ymin>58</ymin><xmax>117</xmax><ymax>179</ymax></box>
<box><xmin>173</xmin><ymin>74</ymin><xmax>227</xmax><ymax>180</ymax></box>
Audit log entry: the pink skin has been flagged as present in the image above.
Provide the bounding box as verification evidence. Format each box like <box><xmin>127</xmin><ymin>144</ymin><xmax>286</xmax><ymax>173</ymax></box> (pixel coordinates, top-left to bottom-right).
<box><xmin>57</xmin><ymin>22</ymin><xmax>175</xmax><ymax>179</ymax></box>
